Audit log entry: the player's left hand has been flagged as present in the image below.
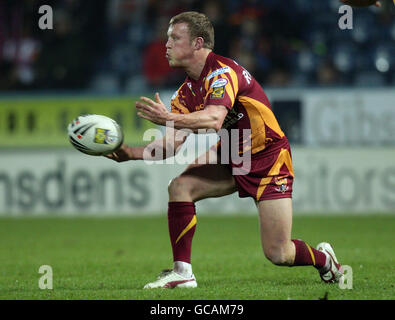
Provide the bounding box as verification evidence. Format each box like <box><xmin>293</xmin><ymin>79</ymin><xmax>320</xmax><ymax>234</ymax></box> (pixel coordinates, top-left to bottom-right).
<box><xmin>136</xmin><ymin>92</ymin><xmax>170</xmax><ymax>126</ymax></box>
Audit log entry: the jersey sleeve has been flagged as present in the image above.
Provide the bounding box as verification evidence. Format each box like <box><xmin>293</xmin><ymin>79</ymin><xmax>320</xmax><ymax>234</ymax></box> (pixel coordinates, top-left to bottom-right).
<box><xmin>203</xmin><ymin>64</ymin><xmax>239</xmax><ymax>110</ymax></box>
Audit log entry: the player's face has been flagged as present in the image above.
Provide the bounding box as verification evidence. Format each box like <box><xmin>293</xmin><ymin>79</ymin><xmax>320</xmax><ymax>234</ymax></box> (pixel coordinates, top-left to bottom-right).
<box><xmin>166</xmin><ymin>23</ymin><xmax>195</xmax><ymax>68</ymax></box>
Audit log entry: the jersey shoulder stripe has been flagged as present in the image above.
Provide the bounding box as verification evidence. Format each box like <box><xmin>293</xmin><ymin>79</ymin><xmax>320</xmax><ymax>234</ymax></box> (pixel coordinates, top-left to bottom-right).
<box><xmin>204</xmin><ymin>59</ymin><xmax>240</xmax><ymax>108</ymax></box>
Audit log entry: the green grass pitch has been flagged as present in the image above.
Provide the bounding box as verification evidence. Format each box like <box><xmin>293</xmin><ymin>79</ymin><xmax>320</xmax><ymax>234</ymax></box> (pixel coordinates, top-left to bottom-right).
<box><xmin>0</xmin><ymin>215</ymin><xmax>393</xmax><ymax>300</ymax></box>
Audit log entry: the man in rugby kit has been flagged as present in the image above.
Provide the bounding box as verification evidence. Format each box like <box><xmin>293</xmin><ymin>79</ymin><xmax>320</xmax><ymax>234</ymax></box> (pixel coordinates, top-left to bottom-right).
<box><xmin>107</xmin><ymin>12</ymin><xmax>343</xmax><ymax>288</ymax></box>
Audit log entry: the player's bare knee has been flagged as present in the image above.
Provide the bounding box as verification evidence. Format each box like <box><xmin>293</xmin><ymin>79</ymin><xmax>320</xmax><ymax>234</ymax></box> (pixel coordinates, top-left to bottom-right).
<box><xmin>168</xmin><ymin>177</ymin><xmax>182</xmax><ymax>196</ymax></box>
<box><xmin>168</xmin><ymin>176</ymin><xmax>192</xmax><ymax>198</ymax></box>
<box><xmin>263</xmin><ymin>246</ymin><xmax>291</xmax><ymax>266</ymax></box>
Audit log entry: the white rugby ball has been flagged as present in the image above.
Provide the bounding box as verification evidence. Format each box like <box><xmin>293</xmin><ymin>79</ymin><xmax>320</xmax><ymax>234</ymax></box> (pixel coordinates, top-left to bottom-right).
<box><xmin>67</xmin><ymin>114</ymin><xmax>123</xmax><ymax>156</ymax></box>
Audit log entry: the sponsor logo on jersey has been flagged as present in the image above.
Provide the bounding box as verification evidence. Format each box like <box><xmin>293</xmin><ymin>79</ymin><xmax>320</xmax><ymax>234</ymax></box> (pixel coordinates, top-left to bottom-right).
<box><xmin>242</xmin><ymin>69</ymin><xmax>252</xmax><ymax>85</ymax></box>
<box><xmin>274</xmin><ymin>176</ymin><xmax>289</xmax><ymax>193</ymax></box>
<box><xmin>210</xmin><ymin>78</ymin><xmax>228</xmax><ymax>88</ymax></box>
<box><xmin>222</xmin><ymin>109</ymin><xmax>244</xmax><ymax>128</ymax></box>
<box><xmin>206</xmin><ymin>66</ymin><xmax>230</xmax><ymax>81</ymax></box>
<box><xmin>210</xmin><ymin>86</ymin><xmax>225</xmax><ymax>99</ymax></box>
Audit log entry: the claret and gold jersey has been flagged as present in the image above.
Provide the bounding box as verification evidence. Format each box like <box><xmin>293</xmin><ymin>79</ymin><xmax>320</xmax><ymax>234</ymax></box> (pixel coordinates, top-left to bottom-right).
<box><xmin>170</xmin><ymin>52</ymin><xmax>286</xmax><ymax>155</ymax></box>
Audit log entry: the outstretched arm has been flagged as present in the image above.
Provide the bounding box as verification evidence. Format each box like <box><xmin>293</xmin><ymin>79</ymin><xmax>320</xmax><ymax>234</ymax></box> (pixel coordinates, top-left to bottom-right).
<box><xmin>105</xmin><ymin>127</ymin><xmax>189</xmax><ymax>162</ymax></box>
<box><xmin>135</xmin><ymin>93</ymin><xmax>228</xmax><ymax>133</ymax></box>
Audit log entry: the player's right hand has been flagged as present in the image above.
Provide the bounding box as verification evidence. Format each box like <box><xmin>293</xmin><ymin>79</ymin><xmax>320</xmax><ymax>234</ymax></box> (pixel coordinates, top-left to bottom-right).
<box><xmin>104</xmin><ymin>144</ymin><xmax>134</xmax><ymax>162</ymax></box>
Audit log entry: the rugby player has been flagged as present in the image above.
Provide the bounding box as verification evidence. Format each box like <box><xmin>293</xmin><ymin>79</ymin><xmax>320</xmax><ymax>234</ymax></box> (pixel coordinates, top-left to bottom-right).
<box><xmin>107</xmin><ymin>12</ymin><xmax>344</xmax><ymax>288</ymax></box>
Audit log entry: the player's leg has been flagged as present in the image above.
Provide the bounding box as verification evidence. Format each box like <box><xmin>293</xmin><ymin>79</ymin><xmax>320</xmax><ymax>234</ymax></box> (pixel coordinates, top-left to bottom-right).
<box><xmin>168</xmin><ymin>162</ymin><xmax>237</xmax><ymax>202</ymax></box>
<box><xmin>257</xmin><ymin>198</ymin><xmax>295</xmax><ymax>265</ymax></box>
<box><xmin>258</xmin><ymin>198</ymin><xmax>343</xmax><ymax>282</ymax></box>
<box><xmin>144</xmin><ymin>149</ymin><xmax>237</xmax><ymax>289</ymax></box>
<box><xmin>168</xmin><ymin>145</ymin><xmax>236</xmax><ymax>202</ymax></box>
<box><xmin>258</xmin><ymin>197</ymin><xmax>329</xmax><ymax>267</ymax></box>
<box><xmin>168</xmin><ymin>161</ymin><xmax>236</xmax><ymax>271</ymax></box>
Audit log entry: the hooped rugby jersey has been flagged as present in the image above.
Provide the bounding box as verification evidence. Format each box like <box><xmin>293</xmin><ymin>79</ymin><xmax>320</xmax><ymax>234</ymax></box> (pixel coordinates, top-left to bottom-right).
<box><xmin>170</xmin><ymin>52</ymin><xmax>285</xmax><ymax>155</ymax></box>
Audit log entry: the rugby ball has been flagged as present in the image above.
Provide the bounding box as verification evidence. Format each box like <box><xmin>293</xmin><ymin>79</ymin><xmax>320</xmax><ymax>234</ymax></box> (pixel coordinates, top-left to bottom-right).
<box><xmin>67</xmin><ymin>114</ymin><xmax>123</xmax><ymax>156</ymax></box>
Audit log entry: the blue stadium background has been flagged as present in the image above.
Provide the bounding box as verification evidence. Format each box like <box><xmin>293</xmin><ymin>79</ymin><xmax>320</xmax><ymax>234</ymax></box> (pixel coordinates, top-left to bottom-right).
<box><xmin>1</xmin><ymin>0</ymin><xmax>394</xmax><ymax>93</ymax></box>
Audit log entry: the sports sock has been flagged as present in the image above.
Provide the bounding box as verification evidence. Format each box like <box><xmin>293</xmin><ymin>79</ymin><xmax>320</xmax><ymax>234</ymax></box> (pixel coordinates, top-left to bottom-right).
<box><xmin>173</xmin><ymin>261</ymin><xmax>193</xmax><ymax>278</ymax></box>
<box><xmin>291</xmin><ymin>239</ymin><xmax>328</xmax><ymax>270</ymax></box>
<box><xmin>168</xmin><ymin>202</ymin><xmax>197</xmax><ymax>264</ymax></box>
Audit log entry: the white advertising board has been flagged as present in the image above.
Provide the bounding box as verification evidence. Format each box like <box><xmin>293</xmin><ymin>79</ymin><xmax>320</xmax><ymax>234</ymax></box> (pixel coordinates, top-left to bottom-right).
<box><xmin>302</xmin><ymin>90</ymin><xmax>395</xmax><ymax>146</ymax></box>
<box><xmin>0</xmin><ymin>147</ymin><xmax>394</xmax><ymax>216</ymax></box>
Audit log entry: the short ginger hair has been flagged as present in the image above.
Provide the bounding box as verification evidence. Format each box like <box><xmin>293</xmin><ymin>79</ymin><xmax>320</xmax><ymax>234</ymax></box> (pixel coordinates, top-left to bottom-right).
<box><xmin>169</xmin><ymin>11</ymin><xmax>214</xmax><ymax>50</ymax></box>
